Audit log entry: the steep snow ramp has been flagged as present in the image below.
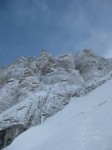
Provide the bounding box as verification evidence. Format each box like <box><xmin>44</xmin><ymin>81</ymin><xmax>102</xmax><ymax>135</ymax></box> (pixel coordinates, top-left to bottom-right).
<box><xmin>7</xmin><ymin>79</ymin><xmax>112</xmax><ymax>150</ymax></box>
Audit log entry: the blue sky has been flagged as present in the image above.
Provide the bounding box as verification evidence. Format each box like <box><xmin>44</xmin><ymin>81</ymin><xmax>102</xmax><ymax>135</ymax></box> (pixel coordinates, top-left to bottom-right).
<box><xmin>0</xmin><ymin>0</ymin><xmax>112</xmax><ymax>66</ymax></box>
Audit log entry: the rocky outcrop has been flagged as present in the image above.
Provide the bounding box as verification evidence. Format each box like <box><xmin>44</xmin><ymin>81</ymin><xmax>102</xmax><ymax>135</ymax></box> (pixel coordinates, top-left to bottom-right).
<box><xmin>75</xmin><ymin>49</ymin><xmax>112</xmax><ymax>83</ymax></box>
<box><xmin>0</xmin><ymin>125</ymin><xmax>26</xmax><ymax>149</ymax></box>
<box><xmin>0</xmin><ymin>49</ymin><xmax>112</xmax><ymax>149</ymax></box>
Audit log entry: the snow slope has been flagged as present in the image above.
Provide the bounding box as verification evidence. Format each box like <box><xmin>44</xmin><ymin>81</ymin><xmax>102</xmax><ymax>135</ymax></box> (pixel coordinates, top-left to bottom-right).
<box><xmin>7</xmin><ymin>78</ymin><xmax>112</xmax><ymax>150</ymax></box>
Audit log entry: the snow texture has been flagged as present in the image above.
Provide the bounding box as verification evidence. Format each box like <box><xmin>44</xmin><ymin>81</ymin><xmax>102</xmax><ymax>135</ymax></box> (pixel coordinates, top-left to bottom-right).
<box><xmin>0</xmin><ymin>49</ymin><xmax>112</xmax><ymax>149</ymax></box>
<box><xmin>7</xmin><ymin>77</ymin><xmax>112</xmax><ymax>150</ymax></box>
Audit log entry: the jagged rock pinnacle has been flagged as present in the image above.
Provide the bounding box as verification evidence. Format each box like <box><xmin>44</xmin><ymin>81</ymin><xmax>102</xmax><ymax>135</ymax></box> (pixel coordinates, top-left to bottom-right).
<box><xmin>41</xmin><ymin>49</ymin><xmax>49</xmax><ymax>57</ymax></box>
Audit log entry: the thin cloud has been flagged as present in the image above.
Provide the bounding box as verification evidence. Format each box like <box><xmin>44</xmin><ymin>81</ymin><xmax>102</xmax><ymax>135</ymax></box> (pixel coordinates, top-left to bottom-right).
<box><xmin>0</xmin><ymin>0</ymin><xmax>112</xmax><ymax>66</ymax></box>
<box><xmin>104</xmin><ymin>49</ymin><xmax>112</xmax><ymax>58</ymax></box>
<box><xmin>55</xmin><ymin>0</ymin><xmax>112</xmax><ymax>56</ymax></box>
<box><xmin>34</xmin><ymin>0</ymin><xmax>50</xmax><ymax>14</ymax></box>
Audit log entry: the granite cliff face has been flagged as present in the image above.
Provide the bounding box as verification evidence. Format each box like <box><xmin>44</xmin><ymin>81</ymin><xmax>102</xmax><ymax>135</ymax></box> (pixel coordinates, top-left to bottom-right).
<box><xmin>0</xmin><ymin>49</ymin><xmax>112</xmax><ymax>149</ymax></box>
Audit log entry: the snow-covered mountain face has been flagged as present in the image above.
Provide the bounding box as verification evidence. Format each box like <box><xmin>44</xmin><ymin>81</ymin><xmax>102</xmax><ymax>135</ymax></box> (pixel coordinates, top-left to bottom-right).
<box><xmin>0</xmin><ymin>49</ymin><xmax>112</xmax><ymax>149</ymax></box>
<box><xmin>7</xmin><ymin>76</ymin><xmax>112</xmax><ymax>150</ymax></box>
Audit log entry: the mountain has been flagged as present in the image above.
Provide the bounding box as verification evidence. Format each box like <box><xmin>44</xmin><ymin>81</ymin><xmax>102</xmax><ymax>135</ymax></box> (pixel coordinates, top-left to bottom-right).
<box><xmin>6</xmin><ymin>76</ymin><xmax>112</xmax><ymax>150</ymax></box>
<box><xmin>0</xmin><ymin>49</ymin><xmax>112</xmax><ymax>149</ymax></box>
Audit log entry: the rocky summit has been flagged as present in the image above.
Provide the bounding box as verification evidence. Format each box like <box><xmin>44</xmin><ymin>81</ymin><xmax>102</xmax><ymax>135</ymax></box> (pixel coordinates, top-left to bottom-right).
<box><xmin>0</xmin><ymin>49</ymin><xmax>112</xmax><ymax>149</ymax></box>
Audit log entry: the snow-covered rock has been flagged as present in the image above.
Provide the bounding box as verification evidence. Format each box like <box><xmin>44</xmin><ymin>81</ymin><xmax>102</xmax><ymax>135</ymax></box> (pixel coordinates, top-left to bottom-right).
<box><xmin>7</xmin><ymin>76</ymin><xmax>112</xmax><ymax>150</ymax></box>
<box><xmin>0</xmin><ymin>49</ymin><xmax>112</xmax><ymax>149</ymax></box>
<box><xmin>75</xmin><ymin>49</ymin><xmax>112</xmax><ymax>82</ymax></box>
